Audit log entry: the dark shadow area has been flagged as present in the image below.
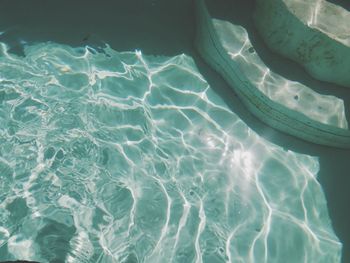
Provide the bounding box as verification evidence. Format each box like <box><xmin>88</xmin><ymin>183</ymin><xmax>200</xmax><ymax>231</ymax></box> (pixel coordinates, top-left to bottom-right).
<box><xmin>327</xmin><ymin>0</ymin><xmax>350</xmax><ymax>11</ymax></box>
<box><xmin>0</xmin><ymin>0</ymin><xmax>349</xmax><ymax>262</ymax></box>
<box><xmin>35</xmin><ymin>220</ymin><xmax>76</xmax><ymax>263</ymax></box>
<box><xmin>0</xmin><ymin>0</ymin><xmax>194</xmax><ymax>57</ymax></box>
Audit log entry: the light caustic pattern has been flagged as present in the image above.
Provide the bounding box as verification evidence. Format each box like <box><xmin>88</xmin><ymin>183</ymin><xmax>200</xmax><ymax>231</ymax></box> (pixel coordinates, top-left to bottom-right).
<box><xmin>286</xmin><ymin>0</ymin><xmax>350</xmax><ymax>45</ymax></box>
<box><xmin>0</xmin><ymin>43</ymin><xmax>342</xmax><ymax>262</ymax></box>
<box><xmin>213</xmin><ymin>19</ymin><xmax>348</xmax><ymax>130</ymax></box>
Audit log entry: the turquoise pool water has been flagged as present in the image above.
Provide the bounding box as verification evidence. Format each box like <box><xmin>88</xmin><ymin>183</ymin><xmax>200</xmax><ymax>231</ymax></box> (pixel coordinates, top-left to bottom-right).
<box><xmin>0</xmin><ymin>0</ymin><xmax>350</xmax><ymax>262</ymax></box>
<box><xmin>0</xmin><ymin>42</ymin><xmax>342</xmax><ymax>262</ymax></box>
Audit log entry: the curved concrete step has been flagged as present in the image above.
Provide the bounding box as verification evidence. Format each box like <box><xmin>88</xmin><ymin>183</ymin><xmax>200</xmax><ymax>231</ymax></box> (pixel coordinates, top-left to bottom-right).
<box><xmin>254</xmin><ymin>0</ymin><xmax>350</xmax><ymax>88</ymax></box>
<box><xmin>194</xmin><ymin>0</ymin><xmax>350</xmax><ymax>148</ymax></box>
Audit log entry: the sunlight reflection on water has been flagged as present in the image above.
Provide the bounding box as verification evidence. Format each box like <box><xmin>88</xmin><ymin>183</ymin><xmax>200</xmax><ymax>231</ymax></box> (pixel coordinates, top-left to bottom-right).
<box><xmin>0</xmin><ymin>42</ymin><xmax>341</xmax><ymax>262</ymax></box>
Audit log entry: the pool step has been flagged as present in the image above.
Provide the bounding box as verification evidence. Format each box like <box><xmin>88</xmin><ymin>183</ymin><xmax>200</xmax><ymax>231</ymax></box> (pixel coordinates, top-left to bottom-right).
<box><xmin>254</xmin><ymin>0</ymin><xmax>350</xmax><ymax>88</ymax></box>
<box><xmin>194</xmin><ymin>0</ymin><xmax>350</xmax><ymax>148</ymax></box>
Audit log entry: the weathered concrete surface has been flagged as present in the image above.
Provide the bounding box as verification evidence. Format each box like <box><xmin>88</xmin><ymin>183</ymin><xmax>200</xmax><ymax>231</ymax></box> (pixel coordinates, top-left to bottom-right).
<box><xmin>254</xmin><ymin>0</ymin><xmax>350</xmax><ymax>88</ymax></box>
<box><xmin>195</xmin><ymin>0</ymin><xmax>350</xmax><ymax>148</ymax></box>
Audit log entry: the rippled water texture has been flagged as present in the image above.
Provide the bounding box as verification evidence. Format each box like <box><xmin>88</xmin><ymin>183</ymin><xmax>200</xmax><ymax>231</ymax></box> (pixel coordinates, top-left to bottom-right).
<box><xmin>212</xmin><ymin>19</ymin><xmax>347</xmax><ymax>129</ymax></box>
<box><xmin>0</xmin><ymin>43</ymin><xmax>342</xmax><ymax>262</ymax></box>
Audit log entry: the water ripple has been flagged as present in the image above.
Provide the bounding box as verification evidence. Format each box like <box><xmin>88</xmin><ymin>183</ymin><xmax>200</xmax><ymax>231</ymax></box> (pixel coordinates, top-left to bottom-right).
<box><xmin>0</xmin><ymin>42</ymin><xmax>341</xmax><ymax>262</ymax></box>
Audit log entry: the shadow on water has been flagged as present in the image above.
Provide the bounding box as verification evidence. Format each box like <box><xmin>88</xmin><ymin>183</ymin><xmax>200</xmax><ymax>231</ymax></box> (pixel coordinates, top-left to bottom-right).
<box><xmin>0</xmin><ymin>0</ymin><xmax>194</xmax><ymax>57</ymax></box>
<box><xmin>0</xmin><ymin>0</ymin><xmax>349</xmax><ymax>262</ymax></box>
<box><xmin>327</xmin><ymin>0</ymin><xmax>350</xmax><ymax>11</ymax></box>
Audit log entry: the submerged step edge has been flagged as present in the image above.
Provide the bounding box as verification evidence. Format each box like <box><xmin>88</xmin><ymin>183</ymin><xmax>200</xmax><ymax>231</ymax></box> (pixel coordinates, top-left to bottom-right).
<box><xmin>254</xmin><ymin>0</ymin><xmax>350</xmax><ymax>88</ymax></box>
<box><xmin>194</xmin><ymin>0</ymin><xmax>350</xmax><ymax>149</ymax></box>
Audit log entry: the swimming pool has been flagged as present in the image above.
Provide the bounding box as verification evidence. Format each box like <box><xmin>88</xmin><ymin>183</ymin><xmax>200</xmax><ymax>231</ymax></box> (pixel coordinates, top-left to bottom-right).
<box><xmin>0</xmin><ymin>0</ymin><xmax>349</xmax><ymax>262</ymax></box>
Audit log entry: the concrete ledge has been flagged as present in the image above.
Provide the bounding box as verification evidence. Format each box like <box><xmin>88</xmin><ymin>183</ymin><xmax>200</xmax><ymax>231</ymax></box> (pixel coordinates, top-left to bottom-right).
<box><xmin>254</xmin><ymin>0</ymin><xmax>350</xmax><ymax>88</ymax></box>
<box><xmin>195</xmin><ymin>0</ymin><xmax>350</xmax><ymax>148</ymax></box>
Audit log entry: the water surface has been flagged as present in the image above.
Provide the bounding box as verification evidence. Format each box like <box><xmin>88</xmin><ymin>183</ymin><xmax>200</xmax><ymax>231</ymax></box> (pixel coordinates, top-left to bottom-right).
<box><xmin>0</xmin><ymin>43</ymin><xmax>341</xmax><ymax>262</ymax></box>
